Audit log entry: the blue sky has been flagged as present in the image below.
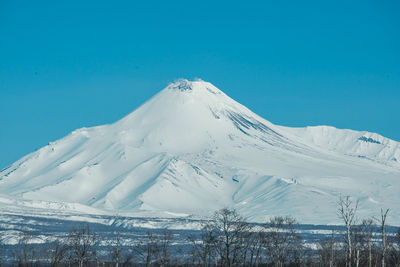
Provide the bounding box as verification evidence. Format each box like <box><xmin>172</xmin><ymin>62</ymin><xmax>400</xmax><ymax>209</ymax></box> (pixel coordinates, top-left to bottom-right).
<box><xmin>1</xmin><ymin>0</ymin><xmax>399</xmax><ymax>169</ymax></box>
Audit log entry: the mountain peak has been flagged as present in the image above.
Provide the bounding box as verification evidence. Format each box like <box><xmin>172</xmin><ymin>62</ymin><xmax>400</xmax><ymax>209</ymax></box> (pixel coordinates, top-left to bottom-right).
<box><xmin>167</xmin><ymin>79</ymin><xmax>193</xmax><ymax>91</ymax></box>
<box><xmin>166</xmin><ymin>79</ymin><xmax>223</xmax><ymax>96</ymax></box>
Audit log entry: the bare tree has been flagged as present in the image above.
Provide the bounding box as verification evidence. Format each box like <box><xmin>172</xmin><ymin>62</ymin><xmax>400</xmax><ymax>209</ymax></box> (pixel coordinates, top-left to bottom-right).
<box><xmin>133</xmin><ymin>232</ymin><xmax>161</xmax><ymax>267</ymax></box>
<box><xmin>208</xmin><ymin>208</ymin><xmax>252</xmax><ymax>266</ymax></box>
<box><xmin>189</xmin><ymin>223</ymin><xmax>217</xmax><ymax>266</ymax></box>
<box><xmin>355</xmin><ymin>218</ymin><xmax>376</xmax><ymax>267</ymax></box>
<box><xmin>109</xmin><ymin>231</ymin><xmax>134</xmax><ymax>267</ymax></box>
<box><xmin>387</xmin><ymin>227</ymin><xmax>400</xmax><ymax>267</ymax></box>
<box><xmin>112</xmin><ymin>231</ymin><xmax>121</xmax><ymax>267</ymax></box>
<box><xmin>263</xmin><ymin>216</ymin><xmax>303</xmax><ymax>267</ymax></box>
<box><xmin>380</xmin><ymin>208</ymin><xmax>389</xmax><ymax>267</ymax></box>
<box><xmin>14</xmin><ymin>229</ymin><xmax>39</xmax><ymax>267</ymax></box>
<box><xmin>338</xmin><ymin>195</ymin><xmax>359</xmax><ymax>267</ymax></box>
<box><xmin>318</xmin><ymin>229</ymin><xmax>338</xmax><ymax>267</ymax></box>
<box><xmin>66</xmin><ymin>225</ymin><xmax>97</xmax><ymax>267</ymax></box>
<box><xmin>192</xmin><ymin>208</ymin><xmax>252</xmax><ymax>266</ymax></box>
<box><xmin>353</xmin><ymin>220</ymin><xmax>372</xmax><ymax>267</ymax></box>
<box><xmin>46</xmin><ymin>238</ymin><xmax>69</xmax><ymax>267</ymax></box>
<box><xmin>244</xmin><ymin>230</ymin><xmax>264</xmax><ymax>267</ymax></box>
<box><xmin>157</xmin><ymin>230</ymin><xmax>173</xmax><ymax>266</ymax></box>
<box><xmin>0</xmin><ymin>242</ymin><xmax>5</xmax><ymax>267</ymax></box>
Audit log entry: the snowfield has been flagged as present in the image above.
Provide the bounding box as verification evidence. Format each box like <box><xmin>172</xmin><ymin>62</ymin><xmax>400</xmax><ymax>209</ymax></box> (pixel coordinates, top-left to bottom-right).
<box><xmin>1</xmin><ymin>79</ymin><xmax>399</xmax><ymax>225</ymax></box>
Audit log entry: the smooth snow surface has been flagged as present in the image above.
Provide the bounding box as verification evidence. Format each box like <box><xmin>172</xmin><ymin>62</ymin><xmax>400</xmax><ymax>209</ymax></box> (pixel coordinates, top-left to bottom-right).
<box><xmin>1</xmin><ymin>79</ymin><xmax>399</xmax><ymax>225</ymax></box>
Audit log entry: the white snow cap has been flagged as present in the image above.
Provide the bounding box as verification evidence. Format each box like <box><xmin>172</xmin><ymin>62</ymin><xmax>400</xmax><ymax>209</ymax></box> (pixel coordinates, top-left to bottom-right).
<box><xmin>167</xmin><ymin>79</ymin><xmax>194</xmax><ymax>91</ymax></box>
<box><xmin>167</xmin><ymin>79</ymin><xmax>223</xmax><ymax>94</ymax></box>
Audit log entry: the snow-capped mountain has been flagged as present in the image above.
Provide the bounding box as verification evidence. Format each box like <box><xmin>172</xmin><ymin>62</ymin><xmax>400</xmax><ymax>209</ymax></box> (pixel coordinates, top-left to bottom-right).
<box><xmin>1</xmin><ymin>79</ymin><xmax>399</xmax><ymax>225</ymax></box>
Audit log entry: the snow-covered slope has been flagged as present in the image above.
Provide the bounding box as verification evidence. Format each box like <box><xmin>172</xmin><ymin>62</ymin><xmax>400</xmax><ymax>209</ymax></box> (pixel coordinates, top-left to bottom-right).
<box><xmin>1</xmin><ymin>79</ymin><xmax>399</xmax><ymax>225</ymax></box>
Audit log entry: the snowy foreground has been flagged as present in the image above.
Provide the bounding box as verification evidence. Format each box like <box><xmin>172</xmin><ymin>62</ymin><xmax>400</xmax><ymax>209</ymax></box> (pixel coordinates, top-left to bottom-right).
<box><xmin>1</xmin><ymin>205</ymin><xmax>396</xmax><ymax>248</ymax></box>
<box><xmin>0</xmin><ymin>79</ymin><xmax>399</xmax><ymax>226</ymax></box>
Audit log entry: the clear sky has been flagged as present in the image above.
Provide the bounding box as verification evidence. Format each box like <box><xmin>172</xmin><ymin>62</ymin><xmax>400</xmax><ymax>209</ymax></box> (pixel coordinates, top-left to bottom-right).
<box><xmin>1</xmin><ymin>0</ymin><xmax>399</xmax><ymax>169</ymax></box>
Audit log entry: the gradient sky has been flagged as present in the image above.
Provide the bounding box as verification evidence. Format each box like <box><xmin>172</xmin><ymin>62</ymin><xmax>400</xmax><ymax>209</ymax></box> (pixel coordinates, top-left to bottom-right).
<box><xmin>1</xmin><ymin>0</ymin><xmax>399</xmax><ymax>169</ymax></box>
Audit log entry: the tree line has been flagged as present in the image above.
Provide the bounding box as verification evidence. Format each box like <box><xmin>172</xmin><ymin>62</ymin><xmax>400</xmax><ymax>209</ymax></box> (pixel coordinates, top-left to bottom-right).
<box><xmin>0</xmin><ymin>196</ymin><xmax>399</xmax><ymax>266</ymax></box>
